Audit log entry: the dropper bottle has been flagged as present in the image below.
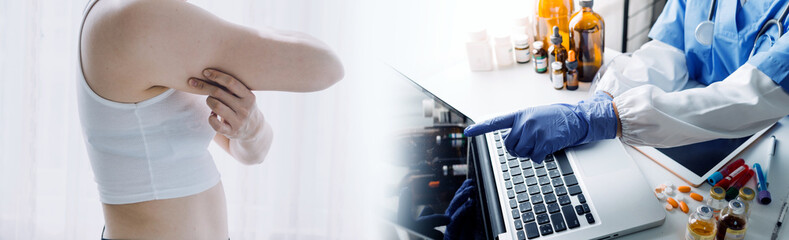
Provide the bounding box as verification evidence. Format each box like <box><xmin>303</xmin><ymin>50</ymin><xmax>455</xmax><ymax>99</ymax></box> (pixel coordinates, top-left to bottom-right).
<box><xmin>547</xmin><ymin>26</ymin><xmax>568</xmax><ymax>71</ymax></box>
<box><xmin>565</xmin><ymin>50</ymin><xmax>579</xmax><ymax>90</ymax></box>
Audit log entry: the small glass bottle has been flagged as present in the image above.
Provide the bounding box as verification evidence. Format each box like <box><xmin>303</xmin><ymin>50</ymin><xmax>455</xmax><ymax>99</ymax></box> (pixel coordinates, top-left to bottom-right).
<box><xmin>717</xmin><ymin>200</ymin><xmax>748</xmax><ymax>240</ymax></box>
<box><xmin>685</xmin><ymin>205</ymin><xmax>717</xmax><ymax>240</ymax></box>
<box><xmin>565</xmin><ymin>50</ymin><xmax>579</xmax><ymax>91</ymax></box>
<box><xmin>493</xmin><ymin>34</ymin><xmax>514</xmax><ymax>68</ymax></box>
<box><xmin>735</xmin><ymin>187</ymin><xmax>755</xmax><ymax>218</ymax></box>
<box><xmin>551</xmin><ymin>61</ymin><xmax>565</xmax><ymax>90</ymax></box>
<box><xmin>465</xmin><ymin>28</ymin><xmax>493</xmax><ymax>71</ymax></box>
<box><xmin>532</xmin><ymin>41</ymin><xmax>548</xmax><ymax>73</ymax></box>
<box><xmin>707</xmin><ymin>186</ymin><xmax>727</xmax><ymax>219</ymax></box>
<box><xmin>570</xmin><ymin>0</ymin><xmax>605</xmax><ymax>82</ymax></box>
<box><xmin>547</xmin><ymin>26</ymin><xmax>568</xmax><ymax>71</ymax></box>
<box><xmin>513</xmin><ymin>35</ymin><xmax>531</xmax><ymax>64</ymax></box>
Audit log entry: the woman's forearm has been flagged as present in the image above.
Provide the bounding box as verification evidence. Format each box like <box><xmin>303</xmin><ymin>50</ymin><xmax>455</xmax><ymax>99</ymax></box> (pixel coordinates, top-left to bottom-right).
<box><xmin>214</xmin><ymin>111</ymin><xmax>273</xmax><ymax>165</ymax></box>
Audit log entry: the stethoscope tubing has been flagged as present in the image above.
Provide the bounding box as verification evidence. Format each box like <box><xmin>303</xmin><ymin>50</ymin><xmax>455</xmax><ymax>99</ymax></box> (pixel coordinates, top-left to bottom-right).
<box><xmin>699</xmin><ymin>0</ymin><xmax>789</xmax><ymax>58</ymax></box>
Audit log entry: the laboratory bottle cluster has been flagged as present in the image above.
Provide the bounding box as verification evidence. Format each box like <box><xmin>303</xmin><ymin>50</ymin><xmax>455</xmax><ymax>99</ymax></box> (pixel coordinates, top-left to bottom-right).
<box><xmin>465</xmin><ymin>0</ymin><xmax>604</xmax><ymax>91</ymax></box>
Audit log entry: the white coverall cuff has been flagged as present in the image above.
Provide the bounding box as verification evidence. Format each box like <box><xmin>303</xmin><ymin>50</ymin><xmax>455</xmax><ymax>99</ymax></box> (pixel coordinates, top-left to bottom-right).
<box><xmin>614</xmin><ymin>63</ymin><xmax>789</xmax><ymax>148</ymax></box>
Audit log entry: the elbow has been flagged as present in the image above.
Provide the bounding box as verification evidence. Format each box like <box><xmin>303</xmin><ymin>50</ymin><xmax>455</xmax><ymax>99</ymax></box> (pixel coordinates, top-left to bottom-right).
<box><xmin>303</xmin><ymin>52</ymin><xmax>344</xmax><ymax>92</ymax></box>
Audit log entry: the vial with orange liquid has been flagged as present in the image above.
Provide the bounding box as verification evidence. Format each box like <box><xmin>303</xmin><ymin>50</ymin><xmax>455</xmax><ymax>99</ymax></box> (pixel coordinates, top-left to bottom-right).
<box><xmin>686</xmin><ymin>205</ymin><xmax>717</xmax><ymax>240</ymax></box>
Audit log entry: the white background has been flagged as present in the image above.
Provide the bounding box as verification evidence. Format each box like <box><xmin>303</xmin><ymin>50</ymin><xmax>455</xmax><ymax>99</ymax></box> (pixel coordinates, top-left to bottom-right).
<box><xmin>0</xmin><ymin>0</ymin><xmax>391</xmax><ymax>239</ymax></box>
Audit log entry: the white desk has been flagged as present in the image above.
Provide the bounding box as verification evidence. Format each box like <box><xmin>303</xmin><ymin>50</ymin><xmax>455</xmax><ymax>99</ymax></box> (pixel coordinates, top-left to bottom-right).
<box><xmin>399</xmin><ymin>51</ymin><xmax>789</xmax><ymax>239</ymax></box>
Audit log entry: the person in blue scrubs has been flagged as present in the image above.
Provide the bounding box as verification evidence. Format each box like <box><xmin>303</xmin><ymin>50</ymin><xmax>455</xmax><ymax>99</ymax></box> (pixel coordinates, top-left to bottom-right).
<box><xmin>464</xmin><ymin>0</ymin><xmax>789</xmax><ymax>163</ymax></box>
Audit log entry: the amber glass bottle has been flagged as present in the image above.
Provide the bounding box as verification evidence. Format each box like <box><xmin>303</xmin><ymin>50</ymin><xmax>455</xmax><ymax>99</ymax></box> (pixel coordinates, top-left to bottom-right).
<box><xmin>534</xmin><ymin>0</ymin><xmax>574</xmax><ymax>51</ymax></box>
<box><xmin>569</xmin><ymin>0</ymin><xmax>604</xmax><ymax>82</ymax></box>
<box><xmin>565</xmin><ymin>50</ymin><xmax>579</xmax><ymax>91</ymax></box>
<box><xmin>717</xmin><ymin>200</ymin><xmax>748</xmax><ymax>240</ymax></box>
<box><xmin>547</xmin><ymin>26</ymin><xmax>568</xmax><ymax>71</ymax></box>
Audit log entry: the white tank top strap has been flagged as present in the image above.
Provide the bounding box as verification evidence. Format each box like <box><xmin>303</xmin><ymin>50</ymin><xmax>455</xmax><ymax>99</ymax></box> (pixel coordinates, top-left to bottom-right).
<box><xmin>78</xmin><ymin>0</ymin><xmax>175</xmax><ymax>109</ymax></box>
<box><xmin>77</xmin><ymin>0</ymin><xmax>220</xmax><ymax>205</ymax></box>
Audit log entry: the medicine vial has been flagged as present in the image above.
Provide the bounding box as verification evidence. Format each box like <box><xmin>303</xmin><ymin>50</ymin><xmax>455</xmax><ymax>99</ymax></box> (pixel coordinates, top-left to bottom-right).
<box><xmin>707</xmin><ymin>186</ymin><xmax>727</xmax><ymax>219</ymax></box>
<box><xmin>551</xmin><ymin>61</ymin><xmax>565</xmax><ymax>90</ymax></box>
<box><xmin>493</xmin><ymin>34</ymin><xmax>514</xmax><ymax>67</ymax></box>
<box><xmin>465</xmin><ymin>28</ymin><xmax>494</xmax><ymax>71</ymax></box>
<box><xmin>565</xmin><ymin>50</ymin><xmax>579</xmax><ymax>91</ymax></box>
<box><xmin>685</xmin><ymin>205</ymin><xmax>717</xmax><ymax>240</ymax></box>
<box><xmin>513</xmin><ymin>35</ymin><xmax>531</xmax><ymax>64</ymax></box>
<box><xmin>570</xmin><ymin>0</ymin><xmax>605</xmax><ymax>82</ymax></box>
<box><xmin>735</xmin><ymin>187</ymin><xmax>755</xmax><ymax>218</ymax></box>
<box><xmin>717</xmin><ymin>200</ymin><xmax>748</xmax><ymax>240</ymax></box>
<box><xmin>548</xmin><ymin>26</ymin><xmax>568</xmax><ymax>71</ymax></box>
<box><xmin>532</xmin><ymin>41</ymin><xmax>548</xmax><ymax>73</ymax></box>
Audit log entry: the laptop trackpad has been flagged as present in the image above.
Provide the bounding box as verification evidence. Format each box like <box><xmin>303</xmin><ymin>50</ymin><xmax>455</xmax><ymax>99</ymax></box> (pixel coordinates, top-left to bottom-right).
<box><xmin>571</xmin><ymin>140</ymin><xmax>629</xmax><ymax>177</ymax></box>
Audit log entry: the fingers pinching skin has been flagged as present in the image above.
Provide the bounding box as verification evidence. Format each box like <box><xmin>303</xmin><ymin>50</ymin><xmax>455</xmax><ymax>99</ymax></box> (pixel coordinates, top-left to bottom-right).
<box><xmin>463</xmin><ymin>112</ymin><xmax>517</xmax><ymax>137</ymax></box>
<box><xmin>189</xmin><ymin>69</ymin><xmax>264</xmax><ymax>140</ymax></box>
<box><xmin>189</xmin><ymin>78</ymin><xmax>244</xmax><ymax>112</ymax></box>
<box><xmin>202</xmin><ymin>69</ymin><xmax>253</xmax><ymax>99</ymax></box>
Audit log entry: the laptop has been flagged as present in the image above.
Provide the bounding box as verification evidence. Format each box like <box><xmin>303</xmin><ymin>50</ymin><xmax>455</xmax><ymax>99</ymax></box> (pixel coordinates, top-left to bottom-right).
<box><xmin>392</xmin><ymin>67</ymin><xmax>665</xmax><ymax>240</ymax></box>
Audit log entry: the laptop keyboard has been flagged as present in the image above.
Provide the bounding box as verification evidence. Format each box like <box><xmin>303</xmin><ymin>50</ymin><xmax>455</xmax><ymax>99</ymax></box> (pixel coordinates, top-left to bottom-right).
<box><xmin>493</xmin><ymin>130</ymin><xmax>595</xmax><ymax>239</ymax></box>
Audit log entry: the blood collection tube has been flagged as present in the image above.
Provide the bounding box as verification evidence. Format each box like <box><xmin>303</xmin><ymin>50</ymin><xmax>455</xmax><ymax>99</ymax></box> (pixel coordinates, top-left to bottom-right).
<box><xmin>725</xmin><ymin>169</ymin><xmax>754</xmax><ymax>201</ymax></box>
<box><xmin>708</xmin><ymin>158</ymin><xmax>745</xmax><ymax>185</ymax></box>
<box><xmin>715</xmin><ymin>165</ymin><xmax>749</xmax><ymax>189</ymax></box>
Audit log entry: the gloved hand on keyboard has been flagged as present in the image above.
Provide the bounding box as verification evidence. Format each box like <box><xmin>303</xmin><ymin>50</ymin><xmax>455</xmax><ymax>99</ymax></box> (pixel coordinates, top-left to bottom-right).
<box><xmin>464</xmin><ymin>91</ymin><xmax>618</xmax><ymax>163</ymax></box>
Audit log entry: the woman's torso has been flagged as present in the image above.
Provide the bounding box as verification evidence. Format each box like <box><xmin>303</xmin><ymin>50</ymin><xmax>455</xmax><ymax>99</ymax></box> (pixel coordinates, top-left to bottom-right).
<box><xmin>78</xmin><ymin>0</ymin><xmax>228</xmax><ymax>238</ymax></box>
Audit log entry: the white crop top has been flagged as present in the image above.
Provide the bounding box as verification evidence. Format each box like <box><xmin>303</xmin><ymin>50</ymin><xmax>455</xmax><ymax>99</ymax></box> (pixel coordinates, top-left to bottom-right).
<box><xmin>77</xmin><ymin>0</ymin><xmax>220</xmax><ymax>204</ymax></box>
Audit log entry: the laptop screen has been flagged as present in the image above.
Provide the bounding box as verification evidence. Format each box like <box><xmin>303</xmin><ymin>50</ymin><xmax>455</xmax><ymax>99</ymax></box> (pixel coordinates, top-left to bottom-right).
<box><xmin>391</xmin><ymin>65</ymin><xmax>505</xmax><ymax>239</ymax></box>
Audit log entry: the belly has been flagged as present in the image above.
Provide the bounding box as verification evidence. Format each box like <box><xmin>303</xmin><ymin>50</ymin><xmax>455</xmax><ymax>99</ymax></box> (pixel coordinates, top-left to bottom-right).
<box><xmin>102</xmin><ymin>181</ymin><xmax>228</xmax><ymax>239</ymax></box>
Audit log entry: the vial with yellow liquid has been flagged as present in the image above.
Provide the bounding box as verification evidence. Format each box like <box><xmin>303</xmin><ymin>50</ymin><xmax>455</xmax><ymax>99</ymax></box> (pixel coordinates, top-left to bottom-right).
<box><xmin>569</xmin><ymin>0</ymin><xmax>604</xmax><ymax>82</ymax></box>
<box><xmin>534</xmin><ymin>0</ymin><xmax>574</xmax><ymax>51</ymax></box>
<box><xmin>685</xmin><ymin>205</ymin><xmax>717</xmax><ymax>240</ymax></box>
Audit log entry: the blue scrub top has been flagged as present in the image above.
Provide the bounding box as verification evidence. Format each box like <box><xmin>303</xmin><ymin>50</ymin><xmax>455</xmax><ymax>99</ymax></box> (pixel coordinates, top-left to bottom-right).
<box><xmin>649</xmin><ymin>0</ymin><xmax>789</xmax><ymax>91</ymax></box>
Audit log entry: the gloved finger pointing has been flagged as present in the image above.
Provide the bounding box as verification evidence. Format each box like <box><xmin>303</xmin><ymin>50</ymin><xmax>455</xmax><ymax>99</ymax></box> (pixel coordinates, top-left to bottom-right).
<box><xmin>463</xmin><ymin>113</ymin><xmax>516</xmax><ymax>137</ymax></box>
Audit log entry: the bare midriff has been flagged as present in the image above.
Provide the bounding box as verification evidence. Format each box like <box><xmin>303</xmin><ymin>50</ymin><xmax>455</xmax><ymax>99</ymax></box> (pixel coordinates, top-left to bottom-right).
<box><xmin>102</xmin><ymin>182</ymin><xmax>228</xmax><ymax>239</ymax></box>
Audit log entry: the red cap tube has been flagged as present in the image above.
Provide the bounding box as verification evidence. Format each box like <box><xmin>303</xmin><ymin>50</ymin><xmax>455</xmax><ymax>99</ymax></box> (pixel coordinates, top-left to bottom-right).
<box><xmin>715</xmin><ymin>165</ymin><xmax>749</xmax><ymax>189</ymax></box>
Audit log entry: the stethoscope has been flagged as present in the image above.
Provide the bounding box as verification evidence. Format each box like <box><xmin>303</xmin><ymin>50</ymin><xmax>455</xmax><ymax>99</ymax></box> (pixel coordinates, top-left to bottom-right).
<box><xmin>695</xmin><ymin>0</ymin><xmax>789</xmax><ymax>58</ymax></box>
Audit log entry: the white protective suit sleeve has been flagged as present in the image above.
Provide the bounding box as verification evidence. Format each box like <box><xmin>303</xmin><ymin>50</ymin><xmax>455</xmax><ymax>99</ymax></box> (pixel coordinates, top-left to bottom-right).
<box><xmin>595</xmin><ymin>41</ymin><xmax>789</xmax><ymax>148</ymax></box>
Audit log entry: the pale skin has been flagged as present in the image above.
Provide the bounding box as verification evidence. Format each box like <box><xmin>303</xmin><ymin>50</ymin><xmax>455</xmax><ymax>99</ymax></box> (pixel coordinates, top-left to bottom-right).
<box><xmin>80</xmin><ymin>0</ymin><xmax>343</xmax><ymax>239</ymax></box>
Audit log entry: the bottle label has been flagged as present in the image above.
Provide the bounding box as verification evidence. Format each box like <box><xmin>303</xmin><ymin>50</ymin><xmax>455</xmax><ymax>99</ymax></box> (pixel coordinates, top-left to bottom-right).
<box><xmin>515</xmin><ymin>49</ymin><xmax>531</xmax><ymax>63</ymax></box>
<box><xmin>534</xmin><ymin>56</ymin><xmax>547</xmax><ymax>71</ymax></box>
<box><xmin>685</xmin><ymin>226</ymin><xmax>714</xmax><ymax>240</ymax></box>
<box><xmin>552</xmin><ymin>72</ymin><xmax>564</xmax><ymax>89</ymax></box>
<box><xmin>723</xmin><ymin>228</ymin><xmax>746</xmax><ymax>240</ymax></box>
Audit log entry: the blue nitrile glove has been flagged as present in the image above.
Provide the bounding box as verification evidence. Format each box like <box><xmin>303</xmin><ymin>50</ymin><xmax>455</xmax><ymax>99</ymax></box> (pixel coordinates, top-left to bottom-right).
<box><xmin>464</xmin><ymin>93</ymin><xmax>617</xmax><ymax>163</ymax></box>
<box><xmin>582</xmin><ymin>90</ymin><xmax>613</xmax><ymax>103</ymax></box>
<box><xmin>443</xmin><ymin>179</ymin><xmax>482</xmax><ymax>240</ymax></box>
<box><xmin>401</xmin><ymin>179</ymin><xmax>482</xmax><ymax>240</ymax></box>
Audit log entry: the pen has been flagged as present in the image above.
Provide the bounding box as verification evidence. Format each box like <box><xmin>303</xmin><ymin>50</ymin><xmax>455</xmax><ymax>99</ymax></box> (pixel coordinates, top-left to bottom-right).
<box><xmin>772</xmin><ymin>190</ymin><xmax>789</xmax><ymax>240</ymax></box>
